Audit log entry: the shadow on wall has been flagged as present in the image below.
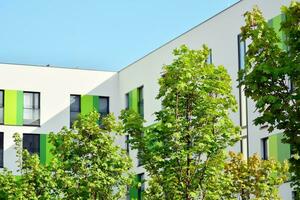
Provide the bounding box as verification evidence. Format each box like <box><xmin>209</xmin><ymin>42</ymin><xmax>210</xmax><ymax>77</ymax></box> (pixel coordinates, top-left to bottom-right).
<box><xmin>3</xmin><ymin>73</ymin><xmax>127</xmax><ymax>174</ymax></box>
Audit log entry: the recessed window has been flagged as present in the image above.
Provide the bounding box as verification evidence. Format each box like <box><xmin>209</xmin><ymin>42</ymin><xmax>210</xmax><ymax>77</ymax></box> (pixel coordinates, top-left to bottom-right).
<box><xmin>23</xmin><ymin>134</ymin><xmax>40</xmax><ymax>155</ymax></box>
<box><xmin>138</xmin><ymin>86</ymin><xmax>144</xmax><ymax>118</ymax></box>
<box><xmin>70</xmin><ymin>95</ymin><xmax>81</xmax><ymax>126</ymax></box>
<box><xmin>0</xmin><ymin>133</ymin><xmax>3</xmax><ymax>167</ymax></box>
<box><xmin>125</xmin><ymin>93</ymin><xmax>129</xmax><ymax>110</ymax></box>
<box><xmin>125</xmin><ymin>135</ymin><xmax>130</xmax><ymax>155</ymax></box>
<box><xmin>137</xmin><ymin>173</ymin><xmax>145</xmax><ymax>200</ymax></box>
<box><xmin>0</xmin><ymin>90</ymin><xmax>3</xmax><ymax>124</ymax></box>
<box><xmin>205</xmin><ymin>49</ymin><xmax>212</xmax><ymax>64</ymax></box>
<box><xmin>261</xmin><ymin>137</ymin><xmax>269</xmax><ymax>160</ymax></box>
<box><xmin>99</xmin><ymin>96</ymin><xmax>109</xmax><ymax>118</ymax></box>
<box><xmin>23</xmin><ymin>92</ymin><xmax>40</xmax><ymax>126</ymax></box>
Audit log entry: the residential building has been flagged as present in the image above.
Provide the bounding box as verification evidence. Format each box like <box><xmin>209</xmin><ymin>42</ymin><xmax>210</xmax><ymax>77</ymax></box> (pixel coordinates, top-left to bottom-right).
<box><xmin>0</xmin><ymin>0</ymin><xmax>293</xmax><ymax>199</ymax></box>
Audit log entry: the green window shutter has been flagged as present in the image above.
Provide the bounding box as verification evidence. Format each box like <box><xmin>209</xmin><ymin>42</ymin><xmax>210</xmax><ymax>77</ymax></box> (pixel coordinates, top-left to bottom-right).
<box><xmin>269</xmin><ymin>133</ymin><xmax>290</xmax><ymax>162</ymax></box>
<box><xmin>80</xmin><ymin>95</ymin><xmax>99</xmax><ymax>115</ymax></box>
<box><xmin>4</xmin><ymin>90</ymin><xmax>23</xmax><ymax>125</ymax></box>
<box><xmin>129</xmin><ymin>89</ymin><xmax>138</xmax><ymax>112</ymax></box>
<box><xmin>40</xmin><ymin>134</ymin><xmax>53</xmax><ymax>165</ymax></box>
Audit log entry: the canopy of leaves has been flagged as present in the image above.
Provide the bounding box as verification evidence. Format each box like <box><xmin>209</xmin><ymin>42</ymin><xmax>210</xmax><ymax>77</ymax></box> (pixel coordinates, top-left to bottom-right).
<box><xmin>238</xmin><ymin>1</ymin><xmax>300</xmax><ymax>194</ymax></box>
<box><xmin>121</xmin><ymin>45</ymin><xmax>240</xmax><ymax>200</ymax></box>
<box><xmin>0</xmin><ymin>111</ymin><xmax>132</xmax><ymax>200</ymax></box>
<box><xmin>224</xmin><ymin>152</ymin><xmax>289</xmax><ymax>200</ymax></box>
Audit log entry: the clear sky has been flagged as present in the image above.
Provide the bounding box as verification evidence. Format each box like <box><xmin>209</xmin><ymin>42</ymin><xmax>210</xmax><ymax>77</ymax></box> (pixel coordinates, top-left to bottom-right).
<box><xmin>0</xmin><ymin>0</ymin><xmax>239</xmax><ymax>71</ymax></box>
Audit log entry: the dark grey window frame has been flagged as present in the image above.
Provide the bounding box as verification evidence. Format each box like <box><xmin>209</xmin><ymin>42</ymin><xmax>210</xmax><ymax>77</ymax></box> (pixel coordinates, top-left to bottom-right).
<box><xmin>23</xmin><ymin>133</ymin><xmax>40</xmax><ymax>156</ymax></box>
<box><xmin>99</xmin><ymin>96</ymin><xmax>110</xmax><ymax>118</ymax></box>
<box><xmin>261</xmin><ymin>137</ymin><xmax>269</xmax><ymax>160</ymax></box>
<box><xmin>70</xmin><ymin>95</ymin><xmax>81</xmax><ymax>127</ymax></box>
<box><xmin>0</xmin><ymin>132</ymin><xmax>3</xmax><ymax>168</ymax></box>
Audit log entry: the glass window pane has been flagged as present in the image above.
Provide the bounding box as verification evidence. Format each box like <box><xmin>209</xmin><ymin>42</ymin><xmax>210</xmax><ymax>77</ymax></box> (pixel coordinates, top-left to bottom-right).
<box><xmin>70</xmin><ymin>95</ymin><xmax>80</xmax><ymax>112</ymax></box>
<box><xmin>0</xmin><ymin>108</ymin><xmax>3</xmax><ymax>124</ymax></box>
<box><xmin>99</xmin><ymin>97</ymin><xmax>109</xmax><ymax>116</ymax></box>
<box><xmin>24</xmin><ymin>93</ymin><xmax>33</xmax><ymax>109</ymax></box>
<box><xmin>23</xmin><ymin>92</ymin><xmax>40</xmax><ymax>126</ymax></box>
<box><xmin>0</xmin><ymin>91</ymin><xmax>3</xmax><ymax>107</ymax></box>
<box><xmin>23</xmin><ymin>134</ymin><xmax>40</xmax><ymax>155</ymax></box>
<box><xmin>0</xmin><ymin>133</ymin><xmax>3</xmax><ymax>167</ymax></box>
<box><xmin>34</xmin><ymin>93</ymin><xmax>39</xmax><ymax>109</ymax></box>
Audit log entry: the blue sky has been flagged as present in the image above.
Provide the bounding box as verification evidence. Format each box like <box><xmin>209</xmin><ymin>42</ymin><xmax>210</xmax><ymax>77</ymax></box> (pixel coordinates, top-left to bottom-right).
<box><xmin>0</xmin><ymin>1</ymin><xmax>239</xmax><ymax>71</ymax></box>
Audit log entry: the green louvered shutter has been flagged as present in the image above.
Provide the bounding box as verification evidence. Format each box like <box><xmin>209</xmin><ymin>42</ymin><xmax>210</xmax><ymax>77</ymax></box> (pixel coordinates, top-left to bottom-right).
<box><xmin>269</xmin><ymin>133</ymin><xmax>290</xmax><ymax>162</ymax></box>
<box><xmin>4</xmin><ymin>90</ymin><xmax>23</xmax><ymax>125</ymax></box>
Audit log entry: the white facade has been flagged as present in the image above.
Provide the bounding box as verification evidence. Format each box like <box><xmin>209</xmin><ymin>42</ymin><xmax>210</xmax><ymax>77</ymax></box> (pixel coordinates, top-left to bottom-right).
<box><xmin>0</xmin><ymin>0</ymin><xmax>293</xmax><ymax>199</ymax></box>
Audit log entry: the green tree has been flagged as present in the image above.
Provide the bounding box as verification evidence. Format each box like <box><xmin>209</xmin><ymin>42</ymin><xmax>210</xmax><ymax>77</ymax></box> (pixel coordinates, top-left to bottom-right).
<box><xmin>49</xmin><ymin>111</ymin><xmax>132</xmax><ymax>200</ymax></box>
<box><xmin>121</xmin><ymin>45</ymin><xmax>240</xmax><ymax>200</ymax></box>
<box><xmin>224</xmin><ymin>152</ymin><xmax>289</xmax><ymax>200</ymax></box>
<box><xmin>238</xmin><ymin>1</ymin><xmax>300</xmax><ymax>195</ymax></box>
<box><xmin>0</xmin><ymin>111</ymin><xmax>132</xmax><ymax>200</ymax></box>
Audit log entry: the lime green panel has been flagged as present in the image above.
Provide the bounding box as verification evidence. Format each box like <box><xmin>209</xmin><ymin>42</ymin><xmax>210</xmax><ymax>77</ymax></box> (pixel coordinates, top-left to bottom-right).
<box><xmin>81</xmin><ymin>95</ymin><xmax>99</xmax><ymax>115</ymax></box>
<box><xmin>269</xmin><ymin>14</ymin><xmax>286</xmax><ymax>50</ymax></box>
<box><xmin>4</xmin><ymin>90</ymin><xmax>23</xmax><ymax>125</ymax></box>
<box><xmin>269</xmin><ymin>133</ymin><xmax>290</xmax><ymax>162</ymax></box>
<box><xmin>129</xmin><ymin>89</ymin><xmax>138</xmax><ymax>112</ymax></box>
<box><xmin>16</xmin><ymin>91</ymin><xmax>24</xmax><ymax>125</ymax></box>
<box><xmin>269</xmin><ymin>134</ymin><xmax>278</xmax><ymax>160</ymax></box>
<box><xmin>277</xmin><ymin>133</ymin><xmax>290</xmax><ymax>162</ymax></box>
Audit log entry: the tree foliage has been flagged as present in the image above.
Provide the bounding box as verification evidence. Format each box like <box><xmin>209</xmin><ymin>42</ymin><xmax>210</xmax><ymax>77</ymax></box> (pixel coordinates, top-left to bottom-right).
<box><xmin>0</xmin><ymin>111</ymin><xmax>132</xmax><ymax>200</ymax></box>
<box><xmin>121</xmin><ymin>45</ymin><xmax>240</xmax><ymax>200</ymax></box>
<box><xmin>238</xmin><ymin>1</ymin><xmax>300</xmax><ymax>194</ymax></box>
<box><xmin>224</xmin><ymin>152</ymin><xmax>289</xmax><ymax>200</ymax></box>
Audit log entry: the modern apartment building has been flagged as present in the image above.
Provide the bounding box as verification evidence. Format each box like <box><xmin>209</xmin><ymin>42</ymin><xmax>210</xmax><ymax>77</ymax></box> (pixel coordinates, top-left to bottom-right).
<box><xmin>0</xmin><ymin>0</ymin><xmax>294</xmax><ymax>199</ymax></box>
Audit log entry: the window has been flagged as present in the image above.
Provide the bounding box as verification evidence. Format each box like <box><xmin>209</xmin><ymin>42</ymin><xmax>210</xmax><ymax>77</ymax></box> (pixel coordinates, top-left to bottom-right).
<box><xmin>0</xmin><ymin>90</ymin><xmax>3</xmax><ymax>124</ymax></box>
<box><xmin>138</xmin><ymin>86</ymin><xmax>144</xmax><ymax>118</ymax></box>
<box><xmin>0</xmin><ymin>133</ymin><xmax>3</xmax><ymax>167</ymax></box>
<box><xmin>23</xmin><ymin>134</ymin><xmax>40</xmax><ymax>155</ymax></box>
<box><xmin>261</xmin><ymin>137</ymin><xmax>269</xmax><ymax>160</ymax></box>
<box><xmin>125</xmin><ymin>93</ymin><xmax>129</xmax><ymax>109</ymax></box>
<box><xmin>125</xmin><ymin>135</ymin><xmax>130</xmax><ymax>154</ymax></box>
<box><xmin>137</xmin><ymin>173</ymin><xmax>145</xmax><ymax>200</ymax></box>
<box><xmin>70</xmin><ymin>95</ymin><xmax>80</xmax><ymax>126</ymax></box>
<box><xmin>241</xmin><ymin>136</ymin><xmax>248</xmax><ymax>159</ymax></box>
<box><xmin>23</xmin><ymin>92</ymin><xmax>40</xmax><ymax>126</ymax></box>
<box><xmin>205</xmin><ymin>49</ymin><xmax>212</xmax><ymax>64</ymax></box>
<box><xmin>238</xmin><ymin>35</ymin><xmax>246</xmax><ymax>70</ymax></box>
<box><xmin>99</xmin><ymin>96</ymin><xmax>109</xmax><ymax>117</ymax></box>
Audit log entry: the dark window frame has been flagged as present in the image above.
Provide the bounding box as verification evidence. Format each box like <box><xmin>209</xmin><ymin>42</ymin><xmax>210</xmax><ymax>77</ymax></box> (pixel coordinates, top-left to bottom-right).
<box><xmin>137</xmin><ymin>86</ymin><xmax>144</xmax><ymax>118</ymax></box>
<box><xmin>237</xmin><ymin>34</ymin><xmax>249</xmax><ymax>158</ymax></box>
<box><xmin>99</xmin><ymin>96</ymin><xmax>110</xmax><ymax>117</ymax></box>
<box><xmin>70</xmin><ymin>94</ymin><xmax>81</xmax><ymax>127</ymax></box>
<box><xmin>261</xmin><ymin>137</ymin><xmax>269</xmax><ymax>160</ymax></box>
<box><xmin>23</xmin><ymin>91</ymin><xmax>41</xmax><ymax>127</ymax></box>
<box><xmin>125</xmin><ymin>135</ymin><xmax>130</xmax><ymax>155</ymax></box>
<box><xmin>0</xmin><ymin>90</ymin><xmax>4</xmax><ymax>125</ymax></box>
<box><xmin>125</xmin><ymin>93</ymin><xmax>129</xmax><ymax>110</ymax></box>
<box><xmin>0</xmin><ymin>132</ymin><xmax>3</xmax><ymax>168</ymax></box>
<box><xmin>137</xmin><ymin>173</ymin><xmax>145</xmax><ymax>200</ymax></box>
<box><xmin>23</xmin><ymin>133</ymin><xmax>40</xmax><ymax>156</ymax></box>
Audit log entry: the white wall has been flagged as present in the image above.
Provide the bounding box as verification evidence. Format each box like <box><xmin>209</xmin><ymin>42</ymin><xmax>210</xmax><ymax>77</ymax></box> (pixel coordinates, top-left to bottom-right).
<box><xmin>0</xmin><ymin>63</ymin><xmax>119</xmax><ymax>173</ymax></box>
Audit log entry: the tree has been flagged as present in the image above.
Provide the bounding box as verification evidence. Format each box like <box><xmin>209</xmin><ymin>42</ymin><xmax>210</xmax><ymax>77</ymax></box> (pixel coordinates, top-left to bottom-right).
<box><xmin>121</xmin><ymin>45</ymin><xmax>240</xmax><ymax>200</ymax></box>
<box><xmin>0</xmin><ymin>111</ymin><xmax>132</xmax><ymax>200</ymax></box>
<box><xmin>49</xmin><ymin>111</ymin><xmax>132</xmax><ymax>199</ymax></box>
<box><xmin>238</xmin><ymin>1</ymin><xmax>300</xmax><ymax>195</ymax></box>
<box><xmin>224</xmin><ymin>152</ymin><xmax>289</xmax><ymax>200</ymax></box>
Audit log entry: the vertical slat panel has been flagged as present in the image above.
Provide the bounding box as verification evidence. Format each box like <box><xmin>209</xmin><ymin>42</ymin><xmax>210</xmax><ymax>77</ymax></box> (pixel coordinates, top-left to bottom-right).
<box><xmin>40</xmin><ymin>134</ymin><xmax>53</xmax><ymax>165</ymax></box>
<box><xmin>269</xmin><ymin>134</ymin><xmax>278</xmax><ymax>160</ymax></box>
<box><xmin>16</xmin><ymin>91</ymin><xmax>23</xmax><ymax>125</ymax></box>
<box><xmin>129</xmin><ymin>89</ymin><xmax>138</xmax><ymax>112</ymax></box>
